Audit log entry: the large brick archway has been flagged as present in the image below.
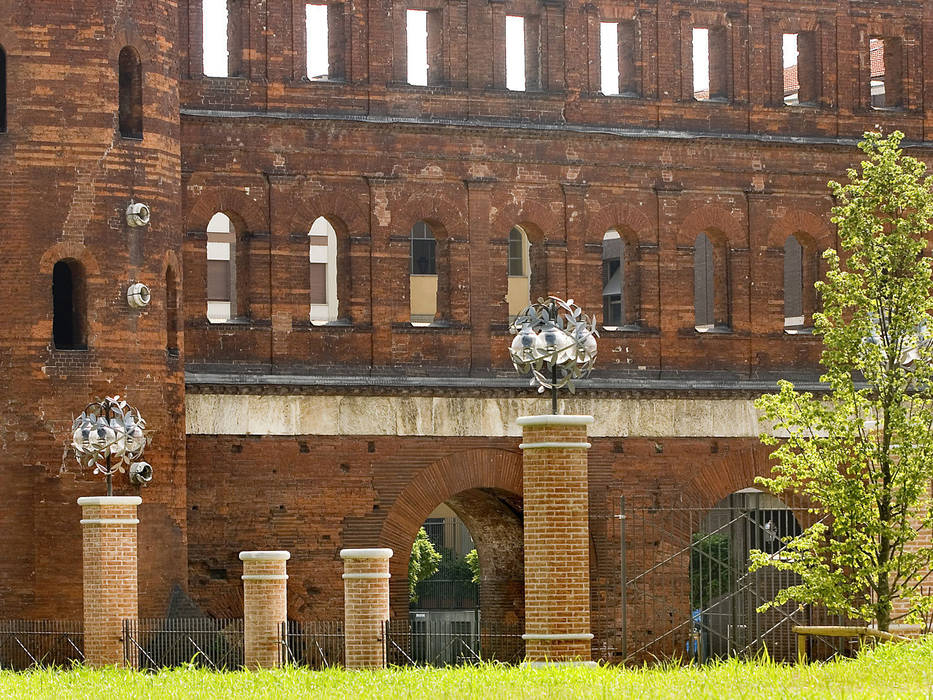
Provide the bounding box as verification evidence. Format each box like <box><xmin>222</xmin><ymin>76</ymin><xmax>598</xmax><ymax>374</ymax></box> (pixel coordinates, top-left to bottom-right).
<box><xmin>378</xmin><ymin>448</ymin><xmax>524</xmax><ymax>621</ymax></box>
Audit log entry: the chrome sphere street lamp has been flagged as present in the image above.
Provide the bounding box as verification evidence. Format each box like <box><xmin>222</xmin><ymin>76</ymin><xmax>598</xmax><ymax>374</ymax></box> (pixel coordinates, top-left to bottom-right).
<box><xmin>71</xmin><ymin>395</ymin><xmax>152</xmax><ymax>496</ymax></box>
<box><xmin>509</xmin><ymin>296</ymin><xmax>598</xmax><ymax>414</ymax></box>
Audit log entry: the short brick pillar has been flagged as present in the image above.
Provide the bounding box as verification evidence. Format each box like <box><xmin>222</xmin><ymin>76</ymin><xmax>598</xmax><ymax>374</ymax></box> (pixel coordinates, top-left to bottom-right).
<box><xmin>341</xmin><ymin>548</ymin><xmax>392</xmax><ymax>669</ymax></box>
<box><xmin>78</xmin><ymin>495</ymin><xmax>142</xmax><ymax>667</ymax></box>
<box><xmin>518</xmin><ymin>414</ymin><xmax>595</xmax><ymax>665</ymax></box>
<box><xmin>240</xmin><ymin>551</ymin><xmax>290</xmax><ymax>670</ymax></box>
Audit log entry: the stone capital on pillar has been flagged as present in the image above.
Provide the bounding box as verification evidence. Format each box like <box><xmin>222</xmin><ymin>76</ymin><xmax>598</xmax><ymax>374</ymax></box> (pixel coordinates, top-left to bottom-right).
<box><xmin>239</xmin><ymin>550</ymin><xmax>290</xmax><ymax>670</ymax></box>
<box><xmin>519</xmin><ymin>414</ymin><xmax>596</xmax><ymax>665</ymax></box>
<box><xmin>341</xmin><ymin>548</ymin><xmax>392</xmax><ymax>669</ymax></box>
<box><xmin>78</xmin><ymin>495</ymin><xmax>142</xmax><ymax>667</ymax></box>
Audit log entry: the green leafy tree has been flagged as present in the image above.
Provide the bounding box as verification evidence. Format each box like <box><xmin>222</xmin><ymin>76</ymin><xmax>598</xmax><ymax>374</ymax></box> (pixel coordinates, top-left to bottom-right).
<box><xmin>409</xmin><ymin>528</ymin><xmax>442</xmax><ymax>602</ymax></box>
<box><xmin>465</xmin><ymin>548</ymin><xmax>480</xmax><ymax>584</ymax></box>
<box><xmin>752</xmin><ymin>131</ymin><xmax>933</xmax><ymax>631</ymax></box>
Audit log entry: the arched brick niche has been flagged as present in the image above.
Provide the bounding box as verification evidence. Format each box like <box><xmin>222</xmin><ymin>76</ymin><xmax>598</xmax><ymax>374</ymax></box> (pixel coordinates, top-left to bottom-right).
<box><xmin>378</xmin><ymin>448</ymin><xmax>523</xmax><ymax>621</ymax></box>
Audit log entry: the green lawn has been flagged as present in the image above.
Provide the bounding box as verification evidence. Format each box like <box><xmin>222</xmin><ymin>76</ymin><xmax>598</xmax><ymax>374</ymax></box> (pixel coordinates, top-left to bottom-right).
<box><xmin>2</xmin><ymin>639</ymin><xmax>932</xmax><ymax>699</ymax></box>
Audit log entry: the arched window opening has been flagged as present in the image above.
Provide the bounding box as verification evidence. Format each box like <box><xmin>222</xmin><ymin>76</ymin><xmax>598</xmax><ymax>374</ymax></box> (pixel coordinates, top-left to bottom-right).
<box><xmin>0</xmin><ymin>45</ymin><xmax>7</xmax><ymax>133</ymax></box>
<box><xmin>409</xmin><ymin>221</ymin><xmax>437</xmax><ymax>325</ymax></box>
<box><xmin>52</xmin><ymin>260</ymin><xmax>87</xmax><ymax>350</ymax></box>
<box><xmin>506</xmin><ymin>226</ymin><xmax>531</xmax><ymax>321</ymax></box>
<box><xmin>309</xmin><ymin>216</ymin><xmax>339</xmax><ymax>324</ymax></box>
<box><xmin>694</xmin><ymin>232</ymin><xmax>728</xmax><ymax>331</ymax></box>
<box><xmin>166</xmin><ymin>265</ymin><xmax>179</xmax><ymax>355</ymax></box>
<box><xmin>784</xmin><ymin>234</ymin><xmax>817</xmax><ymax>333</ymax></box>
<box><xmin>602</xmin><ymin>229</ymin><xmax>639</xmax><ymax>328</ymax></box>
<box><xmin>118</xmin><ymin>46</ymin><xmax>143</xmax><ymax>139</ymax></box>
<box><xmin>206</xmin><ymin>212</ymin><xmax>236</xmax><ymax>322</ymax></box>
<box><xmin>203</xmin><ymin>0</ymin><xmax>243</xmax><ymax>77</ymax></box>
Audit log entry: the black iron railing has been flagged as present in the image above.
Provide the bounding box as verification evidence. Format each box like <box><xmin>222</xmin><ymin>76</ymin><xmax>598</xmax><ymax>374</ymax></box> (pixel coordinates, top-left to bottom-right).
<box><xmin>124</xmin><ymin>618</ymin><xmax>244</xmax><ymax>670</ymax></box>
<box><xmin>281</xmin><ymin>620</ymin><xmax>345</xmax><ymax>668</ymax></box>
<box><xmin>386</xmin><ymin>619</ymin><xmax>524</xmax><ymax>667</ymax></box>
<box><xmin>0</xmin><ymin>620</ymin><xmax>83</xmax><ymax>670</ymax></box>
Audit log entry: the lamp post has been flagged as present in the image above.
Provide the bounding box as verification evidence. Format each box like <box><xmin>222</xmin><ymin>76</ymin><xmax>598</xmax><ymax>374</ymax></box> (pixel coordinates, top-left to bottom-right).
<box><xmin>71</xmin><ymin>395</ymin><xmax>151</xmax><ymax>496</ymax></box>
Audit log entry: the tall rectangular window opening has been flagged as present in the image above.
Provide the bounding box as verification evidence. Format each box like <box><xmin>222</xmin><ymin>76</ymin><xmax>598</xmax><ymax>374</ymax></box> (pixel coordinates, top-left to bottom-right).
<box><xmin>52</xmin><ymin>260</ymin><xmax>88</xmax><ymax>350</ymax></box>
<box><xmin>118</xmin><ymin>47</ymin><xmax>143</xmax><ymax>139</ymax></box>
<box><xmin>871</xmin><ymin>37</ymin><xmax>903</xmax><ymax>109</ymax></box>
<box><xmin>203</xmin><ymin>0</ymin><xmax>229</xmax><ymax>77</ymax></box>
<box><xmin>407</xmin><ymin>9</ymin><xmax>428</xmax><ymax>86</ymax></box>
<box><xmin>206</xmin><ymin>213</ymin><xmax>235</xmax><ymax>322</ymax></box>
<box><xmin>692</xmin><ymin>28</ymin><xmax>709</xmax><ymax>99</ymax></box>
<box><xmin>796</xmin><ymin>32</ymin><xmax>817</xmax><ymax>104</ymax></box>
<box><xmin>309</xmin><ymin>216</ymin><xmax>338</xmax><ymax>323</ymax></box>
<box><xmin>600</xmin><ymin>22</ymin><xmax>619</xmax><ymax>95</ymax></box>
<box><xmin>602</xmin><ymin>231</ymin><xmax>623</xmax><ymax>326</ymax></box>
<box><xmin>783</xmin><ymin>235</ymin><xmax>804</xmax><ymax>330</ymax></box>
<box><xmin>409</xmin><ymin>221</ymin><xmax>437</xmax><ymax>325</ymax></box>
<box><xmin>506</xmin><ymin>15</ymin><xmax>525</xmax><ymax>91</ymax></box>
<box><xmin>782</xmin><ymin>33</ymin><xmax>799</xmax><ymax>105</ymax></box>
<box><xmin>306</xmin><ymin>4</ymin><xmax>329</xmax><ymax>79</ymax></box>
<box><xmin>694</xmin><ymin>233</ymin><xmax>715</xmax><ymax>330</ymax></box>
<box><xmin>506</xmin><ymin>226</ymin><xmax>531</xmax><ymax>320</ymax></box>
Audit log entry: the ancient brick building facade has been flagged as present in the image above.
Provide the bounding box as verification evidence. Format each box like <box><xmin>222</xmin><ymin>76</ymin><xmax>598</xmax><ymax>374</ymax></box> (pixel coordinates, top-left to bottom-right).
<box><xmin>2</xmin><ymin>0</ymin><xmax>933</xmax><ymax>656</ymax></box>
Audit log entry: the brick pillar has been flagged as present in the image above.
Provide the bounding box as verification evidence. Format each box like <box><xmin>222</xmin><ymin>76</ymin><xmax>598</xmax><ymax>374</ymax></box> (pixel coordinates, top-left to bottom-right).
<box><xmin>518</xmin><ymin>414</ymin><xmax>595</xmax><ymax>666</ymax></box>
<box><xmin>341</xmin><ymin>548</ymin><xmax>392</xmax><ymax>669</ymax></box>
<box><xmin>78</xmin><ymin>495</ymin><xmax>141</xmax><ymax>667</ymax></box>
<box><xmin>240</xmin><ymin>551</ymin><xmax>290</xmax><ymax>670</ymax></box>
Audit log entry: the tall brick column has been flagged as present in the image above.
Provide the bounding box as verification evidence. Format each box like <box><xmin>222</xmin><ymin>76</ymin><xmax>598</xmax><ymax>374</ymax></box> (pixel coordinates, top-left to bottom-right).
<box><xmin>239</xmin><ymin>551</ymin><xmax>290</xmax><ymax>670</ymax></box>
<box><xmin>341</xmin><ymin>548</ymin><xmax>392</xmax><ymax>669</ymax></box>
<box><xmin>518</xmin><ymin>414</ymin><xmax>595</xmax><ymax>666</ymax></box>
<box><xmin>78</xmin><ymin>495</ymin><xmax>141</xmax><ymax>667</ymax></box>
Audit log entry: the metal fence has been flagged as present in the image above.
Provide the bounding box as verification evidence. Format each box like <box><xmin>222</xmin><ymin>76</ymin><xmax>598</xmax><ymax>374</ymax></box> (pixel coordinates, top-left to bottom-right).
<box><xmin>124</xmin><ymin>618</ymin><xmax>244</xmax><ymax>670</ymax></box>
<box><xmin>281</xmin><ymin>620</ymin><xmax>345</xmax><ymax>668</ymax></box>
<box><xmin>410</xmin><ymin>579</ymin><xmax>479</xmax><ymax>610</ymax></box>
<box><xmin>386</xmin><ymin>619</ymin><xmax>524</xmax><ymax>666</ymax></box>
<box><xmin>0</xmin><ymin>620</ymin><xmax>83</xmax><ymax>670</ymax></box>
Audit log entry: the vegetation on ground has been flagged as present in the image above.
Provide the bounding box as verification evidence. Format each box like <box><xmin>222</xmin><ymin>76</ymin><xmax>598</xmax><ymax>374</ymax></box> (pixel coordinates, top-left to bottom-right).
<box><xmin>408</xmin><ymin>527</ymin><xmax>442</xmax><ymax>602</ymax></box>
<box><xmin>754</xmin><ymin>130</ymin><xmax>933</xmax><ymax>631</ymax></box>
<box><xmin>1</xmin><ymin>637</ymin><xmax>932</xmax><ymax>699</ymax></box>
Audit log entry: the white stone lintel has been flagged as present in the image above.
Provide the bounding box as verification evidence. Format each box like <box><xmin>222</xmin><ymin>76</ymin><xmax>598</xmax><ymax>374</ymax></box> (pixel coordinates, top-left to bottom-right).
<box><xmin>518</xmin><ymin>442</ymin><xmax>592</xmax><ymax>450</ymax></box>
<box><xmin>79</xmin><ymin>518</ymin><xmax>139</xmax><ymax>525</ymax></box>
<box><xmin>77</xmin><ymin>496</ymin><xmax>143</xmax><ymax>506</ymax></box>
<box><xmin>241</xmin><ymin>574</ymin><xmax>289</xmax><ymax>581</ymax></box>
<box><xmin>522</xmin><ymin>633</ymin><xmax>595</xmax><ymax>641</ymax></box>
<box><xmin>342</xmin><ymin>572</ymin><xmax>392</xmax><ymax>580</ymax></box>
<box><xmin>517</xmin><ymin>414</ymin><xmax>595</xmax><ymax>427</ymax></box>
<box><xmin>340</xmin><ymin>548</ymin><xmax>394</xmax><ymax>560</ymax></box>
<box><xmin>239</xmin><ymin>550</ymin><xmax>291</xmax><ymax>561</ymax></box>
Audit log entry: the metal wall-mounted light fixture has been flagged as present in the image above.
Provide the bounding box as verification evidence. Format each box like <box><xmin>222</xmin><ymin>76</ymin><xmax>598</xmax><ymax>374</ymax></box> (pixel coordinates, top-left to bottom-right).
<box><xmin>126</xmin><ymin>282</ymin><xmax>151</xmax><ymax>309</ymax></box>
<box><xmin>126</xmin><ymin>201</ymin><xmax>151</xmax><ymax>227</ymax></box>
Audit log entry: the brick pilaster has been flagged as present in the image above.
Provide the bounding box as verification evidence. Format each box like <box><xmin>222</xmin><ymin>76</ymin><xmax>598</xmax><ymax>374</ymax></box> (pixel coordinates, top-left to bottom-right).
<box><xmin>240</xmin><ymin>550</ymin><xmax>290</xmax><ymax>670</ymax></box>
<box><xmin>341</xmin><ymin>548</ymin><xmax>392</xmax><ymax>669</ymax></box>
<box><xmin>518</xmin><ymin>414</ymin><xmax>595</xmax><ymax>665</ymax></box>
<box><xmin>78</xmin><ymin>495</ymin><xmax>141</xmax><ymax>667</ymax></box>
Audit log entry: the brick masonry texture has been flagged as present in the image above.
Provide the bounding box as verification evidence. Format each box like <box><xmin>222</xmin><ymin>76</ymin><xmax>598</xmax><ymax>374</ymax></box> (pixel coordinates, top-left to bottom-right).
<box><xmin>342</xmin><ymin>551</ymin><xmax>391</xmax><ymax>669</ymax></box>
<box><xmin>3</xmin><ymin>0</ymin><xmax>933</xmax><ymax>657</ymax></box>
<box><xmin>241</xmin><ymin>553</ymin><xmax>289</xmax><ymax>669</ymax></box>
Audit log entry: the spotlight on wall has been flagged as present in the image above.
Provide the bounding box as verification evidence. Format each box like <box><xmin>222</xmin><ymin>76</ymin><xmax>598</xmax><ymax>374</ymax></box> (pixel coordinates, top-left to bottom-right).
<box><xmin>126</xmin><ymin>201</ymin><xmax>151</xmax><ymax>227</ymax></box>
<box><xmin>129</xmin><ymin>461</ymin><xmax>153</xmax><ymax>486</ymax></box>
<box><xmin>126</xmin><ymin>282</ymin><xmax>151</xmax><ymax>309</ymax></box>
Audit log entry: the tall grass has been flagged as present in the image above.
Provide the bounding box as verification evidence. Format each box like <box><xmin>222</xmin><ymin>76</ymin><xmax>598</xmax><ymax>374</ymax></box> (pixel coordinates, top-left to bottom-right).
<box><xmin>1</xmin><ymin>638</ymin><xmax>931</xmax><ymax>699</ymax></box>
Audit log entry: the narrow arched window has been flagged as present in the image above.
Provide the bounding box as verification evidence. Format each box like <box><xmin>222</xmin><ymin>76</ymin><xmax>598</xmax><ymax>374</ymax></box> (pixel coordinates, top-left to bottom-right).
<box><xmin>166</xmin><ymin>265</ymin><xmax>179</xmax><ymax>355</ymax></box>
<box><xmin>118</xmin><ymin>47</ymin><xmax>143</xmax><ymax>139</ymax></box>
<box><xmin>602</xmin><ymin>230</ymin><xmax>624</xmax><ymax>327</ymax></box>
<box><xmin>309</xmin><ymin>216</ymin><xmax>339</xmax><ymax>323</ymax></box>
<box><xmin>783</xmin><ymin>235</ymin><xmax>803</xmax><ymax>329</ymax></box>
<box><xmin>206</xmin><ymin>212</ymin><xmax>235</xmax><ymax>322</ymax></box>
<box><xmin>409</xmin><ymin>221</ymin><xmax>437</xmax><ymax>325</ymax></box>
<box><xmin>0</xmin><ymin>45</ymin><xmax>7</xmax><ymax>133</ymax></box>
<box><xmin>52</xmin><ymin>260</ymin><xmax>87</xmax><ymax>350</ymax></box>
<box><xmin>506</xmin><ymin>226</ymin><xmax>531</xmax><ymax>320</ymax></box>
<box><xmin>694</xmin><ymin>232</ymin><xmax>728</xmax><ymax>331</ymax></box>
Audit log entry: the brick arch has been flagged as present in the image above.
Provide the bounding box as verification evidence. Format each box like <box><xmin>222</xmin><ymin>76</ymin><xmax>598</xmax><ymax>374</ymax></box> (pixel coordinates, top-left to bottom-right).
<box><xmin>186</xmin><ymin>187</ymin><xmax>267</xmax><ymax>234</ymax></box>
<box><xmin>680</xmin><ymin>205</ymin><xmax>744</xmax><ymax>246</ymax></box>
<box><xmin>379</xmin><ymin>448</ymin><xmax>523</xmax><ymax>614</ymax></box>
<box><xmin>396</xmin><ymin>190</ymin><xmax>468</xmax><ymax>240</ymax></box>
<box><xmin>768</xmin><ymin>208</ymin><xmax>833</xmax><ymax>249</ymax></box>
<box><xmin>680</xmin><ymin>444</ymin><xmax>775</xmax><ymax>510</ymax></box>
<box><xmin>110</xmin><ymin>29</ymin><xmax>153</xmax><ymax>64</ymax></box>
<box><xmin>491</xmin><ymin>198</ymin><xmax>563</xmax><ymax>242</ymax></box>
<box><xmin>286</xmin><ymin>189</ymin><xmax>369</xmax><ymax>237</ymax></box>
<box><xmin>585</xmin><ymin>203</ymin><xmax>653</xmax><ymax>243</ymax></box>
<box><xmin>38</xmin><ymin>241</ymin><xmax>101</xmax><ymax>275</ymax></box>
<box><xmin>160</xmin><ymin>249</ymin><xmax>181</xmax><ymax>278</ymax></box>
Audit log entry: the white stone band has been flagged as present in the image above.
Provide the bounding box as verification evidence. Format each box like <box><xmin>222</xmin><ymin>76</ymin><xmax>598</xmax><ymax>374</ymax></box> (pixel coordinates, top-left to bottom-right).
<box><xmin>77</xmin><ymin>496</ymin><xmax>143</xmax><ymax>506</ymax></box>
<box><xmin>518</xmin><ymin>442</ymin><xmax>591</xmax><ymax>450</ymax></box>
<box><xmin>522</xmin><ymin>660</ymin><xmax>599</xmax><ymax>668</ymax></box>
<box><xmin>79</xmin><ymin>518</ymin><xmax>139</xmax><ymax>525</ymax></box>
<box><xmin>516</xmin><ymin>415</ymin><xmax>595</xmax><ymax>427</ymax></box>
<box><xmin>522</xmin><ymin>633</ymin><xmax>595</xmax><ymax>641</ymax></box>
<box><xmin>340</xmin><ymin>548</ymin><xmax>394</xmax><ymax>559</ymax></box>
<box><xmin>239</xmin><ymin>551</ymin><xmax>291</xmax><ymax>561</ymax></box>
<box><xmin>241</xmin><ymin>574</ymin><xmax>289</xmax><ymax>581</ymax></box>
<box><xmin>342</xmin><ymin>572</ymin><xmax>392</xmax><ymax>580</ymax></box>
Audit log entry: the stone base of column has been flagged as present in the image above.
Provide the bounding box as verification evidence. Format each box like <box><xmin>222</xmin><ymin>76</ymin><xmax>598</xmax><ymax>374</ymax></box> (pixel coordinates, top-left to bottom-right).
<box><xmin>240</xmin><ymin>551</ymin><xmax>290</xmax><ymax>670</ymax></box>
<box><xmin>79</xmin><ymin>495</ymin><xmax>142</xmax><ymax>668</ymax></box>
<box><xmin>518</xmin><ymin>414</ymin><xmax>594</xmax><ymax>665</ymax></box>
<box><xmin>341</xmin><ymin>548</ymin><xmax>392</xmax><ymax>670</ymax></box>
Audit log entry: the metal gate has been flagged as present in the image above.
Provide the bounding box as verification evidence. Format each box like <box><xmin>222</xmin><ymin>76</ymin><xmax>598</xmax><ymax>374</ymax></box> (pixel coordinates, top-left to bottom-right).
<box><xmin>622</xmin><ymin>489</ymin><xmax>851</xmax><ymax>663</ymax></box>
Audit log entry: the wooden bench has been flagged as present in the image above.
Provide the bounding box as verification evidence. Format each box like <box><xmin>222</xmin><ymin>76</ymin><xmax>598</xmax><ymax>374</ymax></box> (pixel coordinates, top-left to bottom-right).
<box><xmin>793</xmin><ymin>625</ymin><xmax>910</xmax><ymax>663</ymax></box>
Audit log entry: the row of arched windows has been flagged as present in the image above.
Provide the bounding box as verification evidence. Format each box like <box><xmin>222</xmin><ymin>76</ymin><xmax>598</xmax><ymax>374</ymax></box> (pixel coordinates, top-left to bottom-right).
<box><xmin>202</xmin><ymin>211</ymin><xmax>822</xmax><ymax>332</ymax></box>
<box><xmin>0</xmin><ymin>45</ymin><xmax>141</xmax><ymax>138</ymax></box>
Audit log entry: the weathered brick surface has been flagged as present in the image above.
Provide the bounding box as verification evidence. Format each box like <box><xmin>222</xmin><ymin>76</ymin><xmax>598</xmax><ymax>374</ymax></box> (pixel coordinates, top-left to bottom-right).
<box><xmin>341</xmin><ymin>549</ymin><xmax>392</xmax><ymax>669</ymax></box>
<box><xmin>240</xmin><ymin>551</ymin><xmax>289</xmax><ymax>670</ymax></box>
<box><xmin>80</xmin><ymin>497</ymin><xmax>140</xmax><ymax>667</ymax></box>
